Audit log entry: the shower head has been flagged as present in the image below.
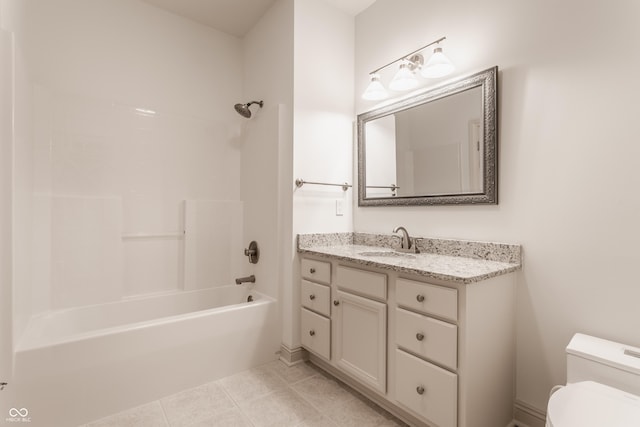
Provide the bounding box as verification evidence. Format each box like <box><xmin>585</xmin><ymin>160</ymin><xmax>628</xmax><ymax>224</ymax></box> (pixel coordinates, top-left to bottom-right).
<box><xmin>234</xmin><ymin>100</ymin><xmax>264</xmax><ymax>118</ymax></box>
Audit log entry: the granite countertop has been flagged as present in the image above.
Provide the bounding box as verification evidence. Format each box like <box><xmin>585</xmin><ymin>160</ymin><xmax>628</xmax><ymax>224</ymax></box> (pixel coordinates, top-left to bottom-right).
<box><xmin>297</xmin><ymin>233</ymin><xmax>522</xmax><ymax>285</ymax></box>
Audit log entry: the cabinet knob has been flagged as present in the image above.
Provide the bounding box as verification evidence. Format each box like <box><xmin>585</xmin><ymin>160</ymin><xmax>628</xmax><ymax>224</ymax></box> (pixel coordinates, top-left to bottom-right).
<box><xmin>309</xmin><ymin>330</ymin><xmax>315</xmax><ymax>336</ymax></box>
<box><xmin>416</xmin><ymin>333</ymin><xmax>425</xmax><ymax>341</ymax></box>
<box><xmin>416</xmin><ymin>294</ymin><xmax>425</xmax><ymax>302</ymax></box>
<box><xmin>333</xmin><ymin>300</ymin><xmax>340</xmax><ymax>306</ymax></box>
<box><xmin>309</xmin><ymin>268</ymin><xmax>316</xmax><ymax>274</ymax></box>
<box><xmin>416</xmin><ymin>386</ymin><xmax>425</xmax><ymax>395</ymax></box>
<box><xmin>309</xmin><ymin>294</ymin><xmax>316</xmax><ymax>300</ymax></box>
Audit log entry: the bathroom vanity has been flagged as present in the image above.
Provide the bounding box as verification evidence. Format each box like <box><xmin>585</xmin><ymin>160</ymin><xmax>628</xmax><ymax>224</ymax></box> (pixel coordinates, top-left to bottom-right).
<box><xmin>297</xmin><ymin>232</ymin><xmax>521</xmax><ymax>427</ymax></box>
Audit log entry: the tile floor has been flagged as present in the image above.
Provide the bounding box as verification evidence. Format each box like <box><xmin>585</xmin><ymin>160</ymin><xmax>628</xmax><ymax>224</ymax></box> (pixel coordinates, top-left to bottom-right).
<box><xmin>80</xmin><ymin>360</ymin><xmax>408</xmax><ymax>427</ymax></box>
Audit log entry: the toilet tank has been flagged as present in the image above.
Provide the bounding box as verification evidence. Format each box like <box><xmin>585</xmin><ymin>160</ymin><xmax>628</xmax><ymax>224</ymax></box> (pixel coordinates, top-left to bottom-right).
<box><xmin>566</xmin><ymin>333</ymin><xmax>640</xmax><ymax>396</ymax></box>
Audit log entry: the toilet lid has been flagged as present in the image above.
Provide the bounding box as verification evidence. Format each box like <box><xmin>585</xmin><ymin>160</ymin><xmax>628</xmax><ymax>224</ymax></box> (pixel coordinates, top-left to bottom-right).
<box><xmin>548</xmin><ymin>381</ymin><xmax>640</xmax><ymax>427</ymax></box>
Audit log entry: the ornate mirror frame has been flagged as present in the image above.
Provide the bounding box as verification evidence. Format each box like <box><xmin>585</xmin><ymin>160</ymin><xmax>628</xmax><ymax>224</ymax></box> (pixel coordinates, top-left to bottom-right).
<box><xmin>357</xmin><ymin>66</ymin><xmax>498</xmax><ymax>206</ymax></box>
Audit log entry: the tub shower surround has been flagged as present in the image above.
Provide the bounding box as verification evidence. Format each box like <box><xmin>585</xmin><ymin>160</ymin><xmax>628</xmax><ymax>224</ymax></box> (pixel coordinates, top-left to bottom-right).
<box><xmin>297</xmin><ymin>232</ymin><xmax>522</xmax><ymax>427</ymax></box>
<box><xmin>297</xmin><ymin>232</ymin><xmax>521</xmax><ymax>283</ymax></box>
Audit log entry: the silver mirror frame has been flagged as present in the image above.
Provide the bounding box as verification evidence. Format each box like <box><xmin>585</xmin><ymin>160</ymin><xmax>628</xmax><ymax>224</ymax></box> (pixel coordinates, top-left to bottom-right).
<box><xmin>357</xmin><ymin>66</ymin><xmax>498</xmax><ymax>206</ymax></box>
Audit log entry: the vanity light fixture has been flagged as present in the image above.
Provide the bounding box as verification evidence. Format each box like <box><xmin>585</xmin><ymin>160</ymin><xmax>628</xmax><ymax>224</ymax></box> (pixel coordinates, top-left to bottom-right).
<box><xmin>361</xmin><ymin>36</ymin><xmax>454</xmax><ymax>100</ymax></box>
<box><xmin>388</xmin><ymin>59</ymin><xmax>421</xmax><ymax>91</ymax></box>
<box><xmin>421</xmin><ymin>47</ymin><xmax>455</xmax><ymax>78</ymax></box>
<box><xmin>362</xmin><ymin>74</ymin><xmax>388</xmax><ymax>101</ymax></box>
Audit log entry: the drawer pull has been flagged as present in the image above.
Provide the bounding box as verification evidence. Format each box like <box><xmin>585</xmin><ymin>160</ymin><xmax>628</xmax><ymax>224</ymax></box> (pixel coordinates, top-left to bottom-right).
<box><xmin>309</xmin><ymin>330</ymin><xmax>315</xmax><ymax>336</ymax></box>
<box><xmin>309</xmin><ymin>268</ymin><xmax>316</xmax><ymax>274</ymax></box>
<box><xmin>309</xmin><ymin>294</ymin><xmax>316</xmax><ymax>300</ymax></box>
<box><xmin>416</xmin><ymin>294</ymin><xmax>425</xmax><ymax>302</ymax></box>
<box><xmin>333</xmin><ymin>300</ymin><xmax>340</xmax><ymax>306</ymax></box>
<box><xmin>416</xmin><ymin>333</ymin><xmax>425</xmax><ymax>341</ymax></box>
<box><xmin>416</xmin><ymin>386</ymin><xmax>425</xmax><ymax>395</ymax></box>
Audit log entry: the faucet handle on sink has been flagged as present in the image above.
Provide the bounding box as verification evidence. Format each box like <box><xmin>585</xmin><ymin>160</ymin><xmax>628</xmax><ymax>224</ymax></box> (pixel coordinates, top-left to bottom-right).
<box><xmin>392</xmin><ymin>226</ymin><xmax>419</xmax><ymax>253</ymax></box>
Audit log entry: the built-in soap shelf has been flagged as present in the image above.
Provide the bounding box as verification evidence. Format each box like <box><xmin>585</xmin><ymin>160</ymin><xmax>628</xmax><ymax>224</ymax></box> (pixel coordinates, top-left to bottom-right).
<box><xmin>121</xmin><ymin>231</ymin><xmax>185</xmax><ymax>240</ymax></box>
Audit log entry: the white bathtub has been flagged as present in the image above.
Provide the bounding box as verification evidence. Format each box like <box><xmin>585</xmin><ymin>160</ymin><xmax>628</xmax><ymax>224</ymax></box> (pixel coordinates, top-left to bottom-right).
<box><xmin>12</xmin><ymin>286</ymin><xmax>280</xmax><ymax>427</ymax></box>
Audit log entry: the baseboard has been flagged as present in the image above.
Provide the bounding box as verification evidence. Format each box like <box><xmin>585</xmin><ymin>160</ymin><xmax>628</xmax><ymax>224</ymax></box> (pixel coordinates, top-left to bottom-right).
<box><xmin>513</xmin><ymin>399</ymin><xmax>546</xmax><ymax>427</ymax></box>
<box><xmin>278</xmin><ymin>344</ymin><xmax>308</xmax><ymax>366</ymax></box>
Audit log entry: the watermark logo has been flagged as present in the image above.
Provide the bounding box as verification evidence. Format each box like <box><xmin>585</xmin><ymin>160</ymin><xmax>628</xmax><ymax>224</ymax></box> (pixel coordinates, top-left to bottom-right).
<box><xmin>8</xmin><ymin>409</ymin><xmax>27</xmax><ymax>418</ymax></box>
<box><xmin>6</xmin><ymin>407</ymin><xmax>31</xmax><ymax>423</ymax></box>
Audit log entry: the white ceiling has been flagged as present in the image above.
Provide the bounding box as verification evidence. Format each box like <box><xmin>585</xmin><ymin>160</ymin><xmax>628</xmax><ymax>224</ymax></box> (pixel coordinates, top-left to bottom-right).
<box><xmin>139</xmin><ymin>0</ymin><xmax>376</xmax><ymax>37</ymax></box>
<box><xmin>322</xmin><ymin>0</ymin><xmax>377</xmax><ymax>17</ymax></box>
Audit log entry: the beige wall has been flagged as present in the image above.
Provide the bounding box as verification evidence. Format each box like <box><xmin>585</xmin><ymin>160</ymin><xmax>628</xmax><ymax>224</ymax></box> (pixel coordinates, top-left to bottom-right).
<box><xmin>243</xmin><ymin>0</ymin><xmax>355</xmax><ymax>353</ymax></box>
<box><xmin>354</xmin><ymin>0</ymin><xmax>640</xmax><ymax>413</ymax></box>
<box><xmin>243</xmin><ymin>0</ymin><xmax>296</xmax><ymax>348</ymax></box>
<box><xmin>288</xmin><ymin>0</ymin><xmax>355</xmax><ymax>349</ymax></box>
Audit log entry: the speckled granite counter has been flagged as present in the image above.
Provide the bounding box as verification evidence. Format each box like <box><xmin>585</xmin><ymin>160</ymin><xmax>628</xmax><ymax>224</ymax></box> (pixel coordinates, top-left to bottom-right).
<box><xmin>297</xmin><ymin>232</ymin><xmax>522</xmax><ymax>284</ymax></box>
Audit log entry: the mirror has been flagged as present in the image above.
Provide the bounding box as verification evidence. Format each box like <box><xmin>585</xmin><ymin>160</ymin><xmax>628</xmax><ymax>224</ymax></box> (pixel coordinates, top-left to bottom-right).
<box><xmin>357</xmin><ymin>66</ymin><xmax>497</xmax><ymax>206</ymax></box>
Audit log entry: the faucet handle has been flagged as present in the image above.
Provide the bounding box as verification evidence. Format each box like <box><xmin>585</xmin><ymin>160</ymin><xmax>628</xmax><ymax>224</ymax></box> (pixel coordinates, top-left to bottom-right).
<box><xmin>244</xmin><ymin>241</ymin><xmax>259</xmax><ymax>264</ymax></box>
<box><xmin>393</xmin><ymin>226</ymin><xmax>419</xmax><ymax>253</ymax></box>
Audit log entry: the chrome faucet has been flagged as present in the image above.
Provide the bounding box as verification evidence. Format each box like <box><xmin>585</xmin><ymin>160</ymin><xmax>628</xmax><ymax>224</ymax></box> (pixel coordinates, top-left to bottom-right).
<box><xmin>235</xmin><ymin>275</ymin><xmax>256</xmax><ymax>285</ymax></box>
<box><xmin>393</xmin><ymin>226</ymin><xmax>418</xmax><ymax>253</ymax></box>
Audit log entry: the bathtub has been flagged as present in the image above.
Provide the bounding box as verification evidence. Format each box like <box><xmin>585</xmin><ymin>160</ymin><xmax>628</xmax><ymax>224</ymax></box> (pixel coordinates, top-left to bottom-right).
<box><xmin>12</xmin><ymin>286</ymin><xmax>280</xmax><ymax>427</ymax></box>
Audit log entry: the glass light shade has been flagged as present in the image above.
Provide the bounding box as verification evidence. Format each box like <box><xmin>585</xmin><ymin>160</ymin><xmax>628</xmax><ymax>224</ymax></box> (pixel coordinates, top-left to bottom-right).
<box><xmin>362</xmin><ymin>75</ymin><xmax>388</xmax><ymax>101</ymax></box>
<box><xmin>421</xmin><ymin>47</ymin><xmax>454</xmax><ymax>78</ymax></box>
<box><xmin>389</xmin><ymin>63</ymin><xmax>419</xmax><ymax>91</ymax></box>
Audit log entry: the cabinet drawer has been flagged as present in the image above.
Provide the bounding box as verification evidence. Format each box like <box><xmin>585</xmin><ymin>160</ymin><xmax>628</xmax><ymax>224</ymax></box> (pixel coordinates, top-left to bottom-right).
<box><xmin>300</xmin><ymin>308</ymin><xmax>330</xmax><ymax>360</ymax></box>
<box><xmin>396</xmin><ymin>278</ymin><xmax>457</xmax><ymax>321</ymax></box>
<box><xmin>336</xmin><ymin>265</ymin><xmax>387</xmax><ymax>301</ymax></box>
<box><xmin>301</xmin><ymin>258</ymin><xmax>331</xmax><ymax>284</ymax></box>
<box><xmin>300</xmin><ymin>280</ymin><xmax>331</xmax><ymax>317</ymax></box>
<box><xmin>395</xmin><ymin>308</ymin><xmax>457</xmax><ymax>371</ymax></box>
<box><xmin>395</xmin><ymin>349</ymin><xmax>457</xmax><ymax>427</ymax></box>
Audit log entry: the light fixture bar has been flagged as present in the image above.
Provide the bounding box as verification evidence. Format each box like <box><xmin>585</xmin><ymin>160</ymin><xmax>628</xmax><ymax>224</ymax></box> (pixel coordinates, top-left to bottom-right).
<box><xmin>368</xmin><ymin>36</ymin><xmax>446</xmax><ymax>75</ymax></box>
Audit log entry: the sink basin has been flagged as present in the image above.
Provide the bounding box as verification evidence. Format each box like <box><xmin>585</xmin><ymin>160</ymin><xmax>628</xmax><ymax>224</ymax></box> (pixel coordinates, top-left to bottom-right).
<box><xmin>357</xmin><ymin>250</ymin><xmax>416</xmax><ymax>259</ymax></box>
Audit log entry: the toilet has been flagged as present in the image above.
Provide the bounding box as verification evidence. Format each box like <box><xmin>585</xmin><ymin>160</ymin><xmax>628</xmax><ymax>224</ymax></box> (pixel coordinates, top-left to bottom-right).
<box><xmin>546</xmin><ymin>333</ymin><xmax>640</xmax><ymax>426</ymax></box>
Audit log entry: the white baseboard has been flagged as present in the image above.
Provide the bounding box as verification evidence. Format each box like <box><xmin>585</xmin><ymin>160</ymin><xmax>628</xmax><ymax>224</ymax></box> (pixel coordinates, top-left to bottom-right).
<box><xmin>513</xmin><ymin>399</ymin><xmax>546</xmax><ymax>427</ymax></box>
<box><xmin>278</xmin><ymin>344</ymin><xmax>308</xmax><ymax>366</ymax></box>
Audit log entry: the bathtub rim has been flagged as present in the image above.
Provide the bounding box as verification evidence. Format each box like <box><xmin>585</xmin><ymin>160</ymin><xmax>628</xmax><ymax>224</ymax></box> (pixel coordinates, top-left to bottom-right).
<box><xmin>16</xmin><ymin>287</ymin><xmax>275</xmax><ymax>353</ymax></box>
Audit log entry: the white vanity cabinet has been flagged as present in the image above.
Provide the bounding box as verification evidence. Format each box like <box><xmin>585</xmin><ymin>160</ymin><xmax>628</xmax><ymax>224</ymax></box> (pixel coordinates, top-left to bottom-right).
<box><xmin>298</xmin><ymin>254</ymin><xmax>516</xmax><ymax>427</ymax></box>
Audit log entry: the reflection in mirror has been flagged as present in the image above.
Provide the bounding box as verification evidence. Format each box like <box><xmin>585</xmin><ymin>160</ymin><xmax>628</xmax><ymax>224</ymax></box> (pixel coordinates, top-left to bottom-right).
<box><xmin>358</xmin><ymin>67</ymin><xmax>497</xmax><ymax>206</ymax></box>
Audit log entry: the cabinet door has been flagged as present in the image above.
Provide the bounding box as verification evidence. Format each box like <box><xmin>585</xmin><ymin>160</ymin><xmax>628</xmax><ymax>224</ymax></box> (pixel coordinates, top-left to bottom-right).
<box><xmin>334</xmin><ymin>290</ymin><xmax>387</xmax><ymax>393</ymax></box>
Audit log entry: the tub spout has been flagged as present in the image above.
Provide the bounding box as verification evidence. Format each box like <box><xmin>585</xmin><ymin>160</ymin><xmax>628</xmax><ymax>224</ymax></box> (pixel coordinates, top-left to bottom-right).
<box><xmin>235</xmin><ymin>275</ymin><xmax>255</xmax><ymax>285</ymax></box>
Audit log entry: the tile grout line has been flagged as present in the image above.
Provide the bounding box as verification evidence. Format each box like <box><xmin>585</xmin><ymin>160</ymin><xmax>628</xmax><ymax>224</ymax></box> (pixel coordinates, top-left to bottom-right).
<box><xmin>265</xmin><ymin>361</ymin><xmax>342</xmax><ymax>426</ymax></box>
<box><xmin>215</xmin><ymin>378</ymin><xmax>258</xmax><ymax>427</ymax></box>
<box><xmin>83</xmin><ymin>360</ymin><xmax>399</xmax><ymax>427</ymax></box>
<box><xmin>288</xmin><ymin>383</ymin><xmax>341</xmax><ymax>427</ymax></box>
<box><xmin>292</xmin><ymin>366</ymin><xmax>407</xmax><ymax>427</ymax></box>
<box><xmin>231</xmin><ymin>361</ymin><xmax>338</xmax><ymax>427</ymax></box>
<box><xmin>157</xmin><ymin>399</ymin><xmax>172</xmax><ymax>427</ymax></box>
<box><xmin>287</xmin><ymin>369</ymin><xmax>363</xmax><ymax>427</ymax></box>
<box><xmin>230</xmin><ymin>362</ymin><xmax>308</xmax><ymax>425</ymax></box>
